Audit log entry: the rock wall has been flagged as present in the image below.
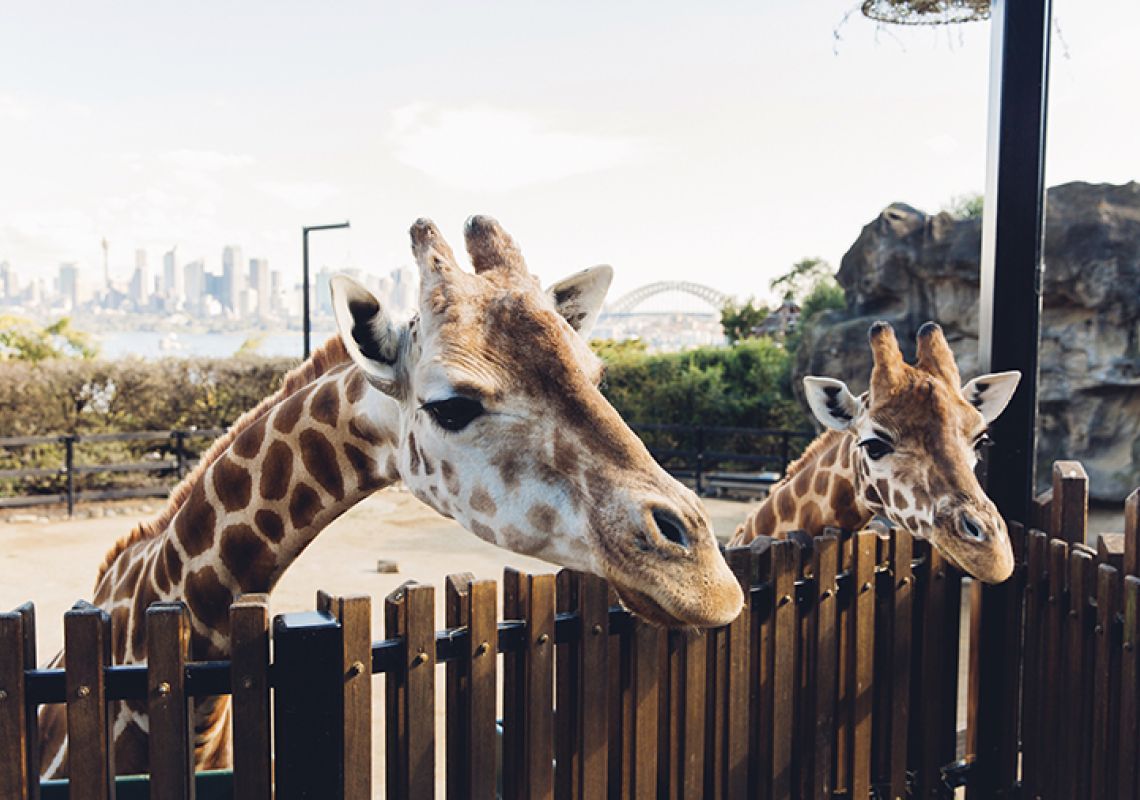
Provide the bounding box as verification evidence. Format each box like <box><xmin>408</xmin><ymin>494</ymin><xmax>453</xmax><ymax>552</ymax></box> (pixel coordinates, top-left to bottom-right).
<box><xmin>794</xmin><ymin>181</ymin><xmax>1140</xmax><ymax>501</ymax></box>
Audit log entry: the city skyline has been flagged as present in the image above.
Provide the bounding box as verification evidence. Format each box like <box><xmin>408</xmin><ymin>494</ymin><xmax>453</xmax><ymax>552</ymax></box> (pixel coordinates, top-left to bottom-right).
<box><xmin>1</xmin><ymin>1</ymin><xmax>1137</xmax><ymax>306</ymax></box>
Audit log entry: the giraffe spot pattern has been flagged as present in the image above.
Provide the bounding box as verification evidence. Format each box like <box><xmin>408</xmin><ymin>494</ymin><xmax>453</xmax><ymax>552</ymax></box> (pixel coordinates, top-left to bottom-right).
<box><xmin>289</xmin><ymin>483</ymin><xmax>323</xmax><ymax>530</ymax></box>
<box><xmin>184</xmin><ymin>566</ymin><xmax>231</xmax><ymax>635</ymax></box>
<box><xmin>131</xmin><ymin>579</ymin><xmax>160</xmax><ymax>658</ymax></box>
<box><xmin>273</xmin><ymin>387</ymin><xmax>310</xmax><ymax>435</ymax></box>
<box><xmin>344</xmin><ymin>442</ymin><xmax>385</xmax><ymax>491</ymax></box>
<box><xmin>777</xmin><ymin>489</ymin><xmax>796</xmax><ymax>519</ymax></box>
<box><xmin>493</xmin><ymin>451</ymin><xmax>523</xmax><ymax>489</ymax></box>
<box><xmin>311</xmin><ymin>381</ymin><xmax>340</xmax><ymax>426</ymax></box>
<box><xmin>471</xmin><ymin>520</ymin><xmax>496</xmax><ymax>542</ymax></box>
<box><xmin>153</xmin><ymin>548</ymin><xmax>170</xmax><ymax>594</ymax></box>
<box><xmin>111</xmin><ymin>606</ymin><xmax>130</xmax><ymax>663</ymax></box>
<box><xmin>385</xmin><ymin>454</ymin><xmax>399</xmax><ymax>480</ymax></box>
<box><xmin>407</xmin><ymin>431</ymin><xmax>422</xmax><ymax>473</ymax></box>
<box><xmin>255</xmin><ymin>509</ymin><xmax>285</xmax><ymax>543</ymax></box>
<box><xmin>349</xmin><ymin>416</ymin><xmax>390</xmax><ymax>447</ymax></box>
<box><xmin>441</xmin><ymin>460</ymin><xmax>460</xmax><ymax>494</ymax></box>
<box><xmin>470</xmin><ymin>486</ymin><xmax>497</xmax><ymax>516</ymax></box>
<box><xmin>813</xmin><ymin>470</ymin><xmax>830</xmax><ymax>496</ymax></box>
<box><xmin>527</xmin><ymin>503</ymin><xmax>559</xmax><ymax>533</ymax></box>
<box><xmin>422</xmin><ymin>451</ymin><xmax>435</xmax><ymax>476</ymax></box>
<box><xmin>553</xmin><ymin>429</ymin><xmax>579</xmax><ymax>476</ymax></box>
<box><xmin>212</xmin><ymin>455</ymin><xmax>252</xmax><ymax>513</ymax></box>
<box><xmin>299</xmin><ymin>429</ymin><xmax>345</xmax><ymax>501</ymax></box>
<box><xmin>260</xmin><ymin>441</ymin><xmax>294</xmax><ymax>501</ymax></box>
<box><xmin>832</xmin><ymin>477</ymin><xmax>863</xmax><ymax>530</ymax></box>
<box><xmin>163</xmin><ymin>540</ymin><xmax>183</xmax><ymax>585</ymax></box>
<box><xmin>232</xmin><ymin>413</ymin><xmax>267</xmax><ymax>459</ymax></box>
<box><xmin>220</xmin><ymin>523</ymin><xmax>276</xmax><ymax>592</ymax></box>
<box><xmin>501</xmin><ymin>524</ymin><xmax>531</xmax><ymax>552</ymax></box>
<box><xmin>893</xmin><ymin>490</ymin><xmax>909</xmax><ymax>510</ymax></box>
<box><xmin>175</xmin><ymin>481</ymin><xmax>216</xmax><ymax>558</ymax></box>
<box><xmin>792</xmin><ymin>468</ymin><xmax>812</xmax><ymax>497</ymax></box>
<box><xmin>801</xmin><ymin>501</ymin><xmax>822</xmax><ymax>533</ymax></box>
<box><xmin>114</xmin><ymin>558</ymin><xmax>144</xmax><ymax>601</ymax></box>
<box><xmin>753</xmin><ymin>502</ymin><xmax>777</xmax><ymax>537</ymax></box>
<box><xmin>345</xmin><ymin>369</ymin><xmax>367</xmax><ymax>404</ymax></box>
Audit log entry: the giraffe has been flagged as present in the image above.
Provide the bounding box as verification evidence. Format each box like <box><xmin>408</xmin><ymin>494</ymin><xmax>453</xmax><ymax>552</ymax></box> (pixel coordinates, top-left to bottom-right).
<box><xmin>38</xmin><ymin>216</ymin><xmax>743</xmax><ymax>778</ymax></box>
<box><xmin>731</xmin><ymin>320</ymin><xmax>1021</xmax><ymax>584</ymax></box>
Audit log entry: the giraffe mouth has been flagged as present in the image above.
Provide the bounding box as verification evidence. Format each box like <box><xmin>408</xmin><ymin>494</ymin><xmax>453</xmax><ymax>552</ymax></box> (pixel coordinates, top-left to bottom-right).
<box><xmin>611</xmin><ymin>584</ymin><xmax>688</xmax><ymax>628</ymax></box>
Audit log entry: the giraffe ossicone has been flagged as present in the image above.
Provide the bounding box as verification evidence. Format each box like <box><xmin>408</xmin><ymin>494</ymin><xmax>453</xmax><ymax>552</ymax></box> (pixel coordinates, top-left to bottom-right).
<box><xmin>37</xmin><ymin>215</ymin><xmax>742</xmax><ymax>778</ymax></box>
<box><xmin>732</xmin><ymin>320</ymin><xmax>1020</xmax><ymax>584</ymax></box>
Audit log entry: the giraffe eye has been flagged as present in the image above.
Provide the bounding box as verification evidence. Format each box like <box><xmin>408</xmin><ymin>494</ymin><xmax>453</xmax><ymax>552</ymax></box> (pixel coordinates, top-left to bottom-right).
<box><xmin>423</xmin><ymin>397</ymin><xmax>484</xmax><ymax>432</ymax></box>
<box><xmin>859</xmin><ymin>438</ymin><xmax>894</xmax><ymax>461</ymax></box>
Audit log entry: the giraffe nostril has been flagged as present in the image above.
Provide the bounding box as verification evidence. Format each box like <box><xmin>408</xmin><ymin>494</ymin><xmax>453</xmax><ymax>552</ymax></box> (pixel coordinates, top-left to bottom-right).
<box><xmin>960</xmin><ymin>512</ymin><xmax>985</xmax><ymax>543</ymax></box>
<box><xmin>652</xmin><ymin>509</ymin><xmax>690</xmax><ymax>550</ymax></box>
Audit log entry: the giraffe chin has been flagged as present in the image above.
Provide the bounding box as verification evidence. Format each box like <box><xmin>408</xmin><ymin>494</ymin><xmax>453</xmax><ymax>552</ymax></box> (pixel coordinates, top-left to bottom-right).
<box><xmin>610</xmin><ymin>582</ymin><xmax>740</xmax><ymax>630</ymax></box>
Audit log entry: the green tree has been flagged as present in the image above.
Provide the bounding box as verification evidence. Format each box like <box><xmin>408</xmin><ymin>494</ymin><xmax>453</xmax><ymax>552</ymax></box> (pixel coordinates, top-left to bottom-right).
<box><xmin>769</xmin><ymin>257</ymin><xmax>832</xmax><ymax>301</ymax></box>
<box><xmin>943</xmin><ymin>192</ymin><xmax>984</xmax><ymax>220</ymax></box>
<box><xmin>800</xmin><ymin>278</ymin><xmax>845</xmax><ymax>320</ymax></box>
<box><xmin>719</xmin><ymin>298</ymin><xmax>769</xmax><ymax>344</ymax></box>
<box><xmin>0</xmin><ymin>315</ymin><xmax>98</xmax><ymax>361</ymax></box>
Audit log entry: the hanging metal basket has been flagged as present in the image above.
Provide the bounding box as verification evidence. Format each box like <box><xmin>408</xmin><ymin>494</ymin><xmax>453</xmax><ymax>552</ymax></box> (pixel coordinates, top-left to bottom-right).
<box><xmin>861</xmin><ymin>0</ymin><xmax>990</xmax><ymax>25</ymax></box>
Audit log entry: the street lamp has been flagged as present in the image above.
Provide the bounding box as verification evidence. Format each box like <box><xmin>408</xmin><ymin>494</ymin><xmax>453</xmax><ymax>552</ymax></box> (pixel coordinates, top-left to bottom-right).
<box><xmin>302</xmin><ymin>221</ymin><xmax>350</xmax><ymax>358</ymax></box>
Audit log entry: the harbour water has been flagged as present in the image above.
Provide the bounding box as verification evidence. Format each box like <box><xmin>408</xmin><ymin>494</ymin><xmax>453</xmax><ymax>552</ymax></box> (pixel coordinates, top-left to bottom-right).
<box><xmin>92</xmin><ymin>330</ymin><xmax>338</xmax><ymax>360</ymax></box>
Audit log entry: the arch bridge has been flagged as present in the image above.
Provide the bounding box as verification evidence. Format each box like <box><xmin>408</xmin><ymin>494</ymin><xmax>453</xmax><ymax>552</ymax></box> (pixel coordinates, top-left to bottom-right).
<box><xmin>605</xmin><ymin>281</ymin><xmax>731</xmax><ymax>314</ymax></box>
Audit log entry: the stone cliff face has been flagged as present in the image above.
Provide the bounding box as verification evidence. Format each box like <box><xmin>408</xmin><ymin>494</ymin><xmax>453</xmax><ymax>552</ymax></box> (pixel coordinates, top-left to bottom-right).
<box><xmin>794</xmin><ymin>181</ymin><xmax>1140</xmax><ymax>501</ymax></box>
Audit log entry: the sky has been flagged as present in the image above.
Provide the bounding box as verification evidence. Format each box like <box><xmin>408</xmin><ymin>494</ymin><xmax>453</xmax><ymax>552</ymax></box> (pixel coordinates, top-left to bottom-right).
<box><xmin>1</xmin><ymin>0</ymin><xmax>1137</xmax><ymax>307</ymax></box>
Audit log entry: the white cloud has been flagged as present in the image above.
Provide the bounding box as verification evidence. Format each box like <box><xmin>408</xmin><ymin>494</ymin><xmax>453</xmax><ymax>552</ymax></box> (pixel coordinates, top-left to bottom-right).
<box><xmin>159</xmin><ymin>149</ymin><xmax>255</xmax><ymax>171</ymax></box>
<box><xmin>0</xmin><ymin>95</ymin><xmax>31</xmax><ymax>122</ymax></box>
<box><xmin>926</xmin><ymin>134</ymin><xmax>960</xmax><ymax>156</ymax></box>
<box><xmin>257</xmin><ymin>180</ymin><xmax>341</xmax><ymax>211</ymax></box>
<box><xmin>387</xmin><ymin>103</ymin><xmax>654</xmax><ymax>192</ymax></box>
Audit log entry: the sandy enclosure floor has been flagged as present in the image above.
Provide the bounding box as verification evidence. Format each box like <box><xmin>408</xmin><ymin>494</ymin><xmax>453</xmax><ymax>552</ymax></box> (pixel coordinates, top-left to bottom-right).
<box><xmin>0</xmin><ymin>487</ymin><xmax>763</xmax><ymax>794</ymax></box>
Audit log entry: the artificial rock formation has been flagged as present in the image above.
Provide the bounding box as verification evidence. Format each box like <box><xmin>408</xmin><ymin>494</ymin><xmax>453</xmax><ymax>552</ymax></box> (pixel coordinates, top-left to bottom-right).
<box><xmin>794</xmin><ymin>181</ymin><xmax>1140</xmax><ymax>501</ymax></box>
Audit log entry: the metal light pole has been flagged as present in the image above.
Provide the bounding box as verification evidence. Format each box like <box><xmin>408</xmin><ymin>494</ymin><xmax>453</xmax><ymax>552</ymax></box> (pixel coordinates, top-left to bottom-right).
<box><xmin>302</xmin><ymin>222</ymin><xmax>350</xmax><ymax>359</ymax></box>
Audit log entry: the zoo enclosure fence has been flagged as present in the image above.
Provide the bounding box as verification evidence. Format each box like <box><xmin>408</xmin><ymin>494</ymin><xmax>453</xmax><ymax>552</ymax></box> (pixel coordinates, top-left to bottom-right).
<box><xmin>2</xmin><ymin>460</ymin><xmax>1138</xmax><ymax>799</ymax></box>
<box><xmin>0</xmin><ymin>425</ymin><xmax>813</xmax><ymax>516</ymax></box>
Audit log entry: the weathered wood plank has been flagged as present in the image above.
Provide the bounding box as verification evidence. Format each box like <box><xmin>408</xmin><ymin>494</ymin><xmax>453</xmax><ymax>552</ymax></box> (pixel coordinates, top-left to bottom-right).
<box><xmin>888</xmin><ymin>530</ymin><xmax>914</xmax><ymax>800</ymax></box>
<box><xmin>724</xmin><ymin>546</ymin><xmax>754</xmax><ymax>800</ymax></box>
<box><xmin>580</xmin><ymin>574</ymin><xmax>610</xmax><ymax>800</ymax></box>
<box><xmin>1051</xmin><ymin>461</ymin><xmax>1089</xmax><ymax>546</ymax></box>
<box><xmin>554</xmin><ymin>570</ymin><xmax>580</xmax><ymax>800</ymax></box>
<box><xmin>0</xmin><ymin>609</ymin><xmax>30</xmax><ymax>800</ymax></box>
<box><xmin>1062</xmin><ymin>548</ymin><xmax>1095</xmax><ymax>800</ymax></box>
<box><xmin>525</xmin><ymin>574</ymin><xmax>556</xmax><ymax>800</ymax></box>
<box><xmin>849</xmin><ymin>530</ymin><xmax>876</xmax><ymax>800</ymax></box>
<box><xmin>751</xmin><ymin>537</ymin><xmax>774</xmax><ymax>800</ymax></box>
<box><xmin>1125</xmin><ymin>488</ymin><xmax>1140</xmax><ymax>579</ymax></box>
<box><xmin>1020</xmin><ymin>532</ymin><xmax>1048</xmax><ymax>800</ymax></box>
<box><xmin>1091</xmin><ymin>564</ymin><xmax>1121</xmax><ymax>800</ymax></box>
<box><xmin>445</xmin><ymin>573</ymin><xmax>475</xmax><ymax>800</ymax></box>
<box><xmin>145</xmin><ymin>603</ymin><xmax>193</xmax><ymax>800</ymax></box>
<box><xmin>503</xmin><ymin>568</ymin><xmax>528</xmax><ymax>800</ymax></box>
<box><xmin>1041</xmin><ymin>539</ymin><xmax>1069</xmax><ymax>799</ymax></box>
<box><xmin>63</xmin><ymin>602</ymin><xmax>114</xmax><ymax>800</ymax></box>
<box><xmin>770</xmin><ymin>539</ymin><xmax>797</xmax><ymax>800</ymax></box>
<box><xmin>630</xmin><ymin>618</ymin><xmax>660</xmax><ymax>800</ymax></box>
<box><xmin>813</xmin><ymin>535</ymin><xmax>840</xmax><ymax>800</ymax></box>
<box><xmin>230</xmin><ymin>594</ymin><xmax>271</xmax><ymax>800</ymax></box>
<box><xmin>385</xmin><ymin>581</ymin><xmax>436</xmax><ymax>800</ymax></box>
<box><xmin>1118</xmin><ymin>576</ymin><xmax>1140</xmax><ymax>800</ymax></box>
<box><xmin>318</xmin><ymin>591</ymin><xmax>372</xmax><ymax>800</ymax></box>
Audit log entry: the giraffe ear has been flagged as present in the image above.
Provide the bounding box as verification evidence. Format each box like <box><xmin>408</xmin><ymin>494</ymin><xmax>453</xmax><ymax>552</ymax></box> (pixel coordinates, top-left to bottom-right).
<box><xmin>961</xmin><ymin>371</ymin><xmax>1020</xmax><ymax>423</ymax></box>
<box><xmin>803</xmin><ymin>376</ymin><xmax>860</xmax><ymax>431</ymax></box>
<box><xmin>331</xmin><ymin>274</ymin><xmax>405</xmax><ymax>395</ymax></box>
<box><xmin>546</xmin><ymin>265</ymin><xmax>613</xmax><ymax>338</ymax></box>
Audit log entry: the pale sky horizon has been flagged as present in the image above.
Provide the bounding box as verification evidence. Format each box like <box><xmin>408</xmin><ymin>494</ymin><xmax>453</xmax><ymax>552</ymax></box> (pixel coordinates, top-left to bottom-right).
<box><xmin>1</xmin><ymin>1</ymin><xmax>1137</xmax><ymax>308</ymax></box>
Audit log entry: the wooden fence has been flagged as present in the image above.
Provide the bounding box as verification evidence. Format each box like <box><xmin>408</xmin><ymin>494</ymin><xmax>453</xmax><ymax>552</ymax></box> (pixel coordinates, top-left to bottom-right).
<box><xmin>1</xmin><ymin>461</ymin><xmax>1138</xmax><ymax>799</ymax></box>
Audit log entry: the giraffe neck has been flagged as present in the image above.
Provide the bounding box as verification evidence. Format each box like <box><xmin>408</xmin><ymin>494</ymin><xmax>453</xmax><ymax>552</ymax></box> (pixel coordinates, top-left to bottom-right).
<box><xmin>94</xmin><ymin>363</ymin><xmax>401</xmax><ymax>662</ymax></box>
<box><xmin>733</xmin><ymin>430</ymin><xmax>872</xmax><ymax>543</ymax></box>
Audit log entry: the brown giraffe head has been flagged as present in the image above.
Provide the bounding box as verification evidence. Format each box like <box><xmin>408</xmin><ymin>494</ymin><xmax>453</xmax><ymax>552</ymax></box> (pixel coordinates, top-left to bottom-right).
<box><xmin>330</xmin><ymin>216</ymin><xmax>742</xmax><ymax>627</ymax></box>
<box><xmin>802</xmin><ymin>321</ymin><xmax>1021</xmax><ymax>583</ymax></box>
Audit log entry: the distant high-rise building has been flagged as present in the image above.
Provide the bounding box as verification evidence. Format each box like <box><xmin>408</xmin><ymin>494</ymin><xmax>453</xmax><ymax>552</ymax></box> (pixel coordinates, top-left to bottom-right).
<box><xmin>58</xmin><ymin>263</ymin><xmax>79</xmax><ymax>309</ymax></box>
<box><xmin>222</xmin><ymin>246</ymin><xmax>242</xmax><ymax>312</ymax></box>
<box><xmin>131</xmin><ymin>249</ymin><xmax>149</xmax><ymax>306</ymax></box>
<box><xmin>249</xmin><ymin>258</ymin><xmax>270</xmax><ymax>318</ymax></box>
<box><xmin>163</xmin><ymin>248</ymin><xmax>180</xmax><ymax>303</ymax></box>
<box><xmin>269</xmin><ymin>269</ymin><xmax>283</xmax><ymax>313</ymax></box>
<box><xmin>389</xmin><ymin>265</ymin><xmax>417</xmax><ymax>313</ymax></box>
<box><xmin>316</xmin><ymin>267</ymin><xmax>335</xmax><ymax>316</ymax></box>
<box><xmin>183</xmin><ymin>260</ymin><xmax>205</xmax><ymax>313</ymax></box>
<box><xmin>0</xmin><ymin>261</ymin><xmax>10</xmax><ymax>302</ymax></box>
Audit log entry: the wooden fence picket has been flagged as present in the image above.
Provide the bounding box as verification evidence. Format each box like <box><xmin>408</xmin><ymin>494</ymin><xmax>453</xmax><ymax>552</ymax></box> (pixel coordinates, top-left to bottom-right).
<box><xmin>0</xmin><ymin>606</ymin><xmax>31</xmax><ymax>800</ymax></box>
<box><xmin>385</xmin><ymin>581</ymin><xmax>435</xmax><ymax>800</ymax></box>
<box><xmin>145</xmin><ymin>603</ymin><xmax>193</xmax><ymax>800</ymax></box>
<box><xmin>63</xmin><ymin>601</ymin><xmax>114</xmax><ymax>800</ymax></box>
<box><xmin>318</xmin><ymin>591</ymin><xmax>372</xmax><ymax>800</ymax></box>
<box><xmin>230</xmin><ymin>594</ymin><xmax>271</xmax><ymax>800</ymax></box>
<box><xmin>812</xmin><ymin>534</ymin><xmax>840</xmax><ymax>800</ymax></box>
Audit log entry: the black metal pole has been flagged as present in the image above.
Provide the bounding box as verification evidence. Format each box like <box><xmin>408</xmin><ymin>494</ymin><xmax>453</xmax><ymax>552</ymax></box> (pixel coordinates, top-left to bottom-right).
<box><xmin>976</xmin><ymin>0</ymin><xmax>1051</xmax><ymax>525</ymax></box>
<box><xmin>973</xmin><ymin>1</ymin><xmax>1052</xmax><ymax>797</ymax></box>
<box><xmin>63</xmin><ymin>434</ymin><xmax>75</xmax><ymax>517</ymax></box>
<box><xmin>301</xmin><ymin>222</ymin><xmax>350</xmax><ymax>361</ymax></box>
<box><xmin>302</xmin><ymin>228</ymin><xmax>311</xmax><ymax>360</ymax></box>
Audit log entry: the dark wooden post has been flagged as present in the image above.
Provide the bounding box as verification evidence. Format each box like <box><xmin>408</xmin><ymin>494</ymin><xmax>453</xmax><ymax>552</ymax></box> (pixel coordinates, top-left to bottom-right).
<box><xmin>273</xmin><ymin>609</ymin><xmax>344</xmax><ymax>800</ymax></box>
<box><xmin>0</xmin><ymin>606</ymin><xmax>32</xmax><ymax>800</ymax></box>
<box><xmin>1124</xmin><ymin>488</ymin><xmax>1139</xmax><ymax>578</ymax></box>
<box><xmin>230</xmin><ymin>595</ymin><xmax>271</xmax><ymax>800</ymax></box>
<box><xmin>61</xmin><ymin>434</ymin><xmax>76</xmax><ymax>517</ymax></box>
<box><xmin>145</xmin><ymin>603</ymin><xmax>194</xmax><ymax>800</ymax></box>
<box><xmin>63</xmin><ymin>602</ymin><xmax>114</xmax><ymax>800</ymax></box>
<box><xmin>1050</xmin><ymin>461</ymin><xmax>1089</xmax><ymax>546</ymax></box>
